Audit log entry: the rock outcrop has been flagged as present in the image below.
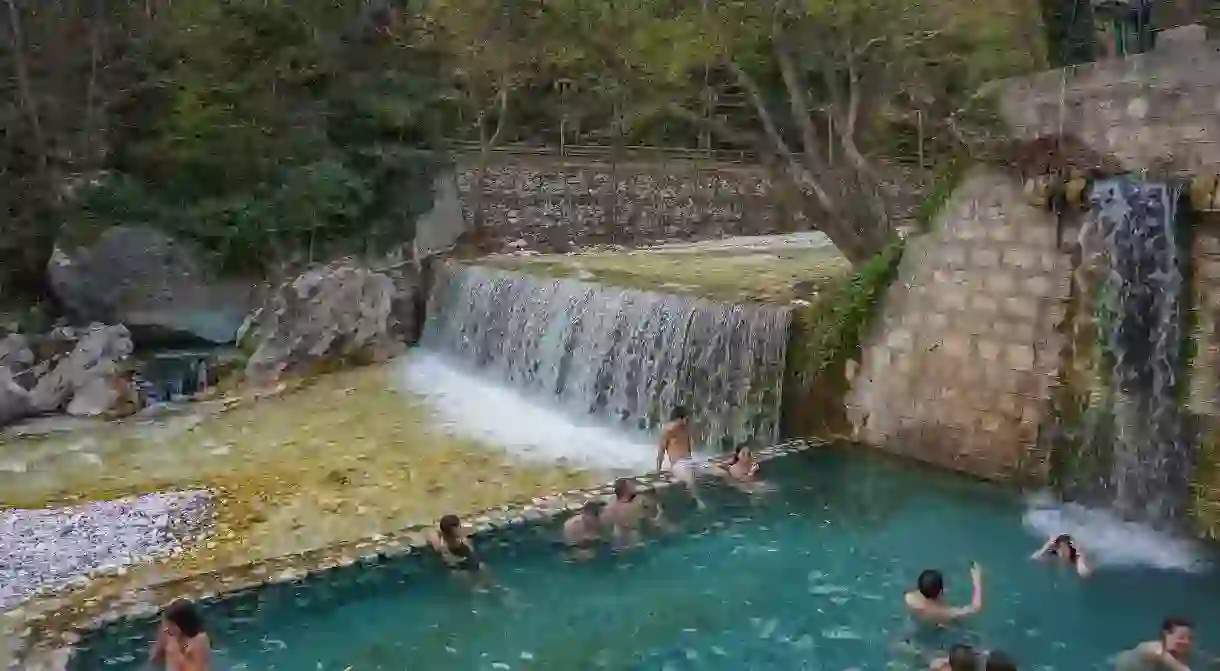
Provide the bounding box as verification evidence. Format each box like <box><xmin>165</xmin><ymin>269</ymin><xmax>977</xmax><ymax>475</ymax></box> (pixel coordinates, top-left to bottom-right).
<box><xmin>0</xmin><ymin>366</ymin><xmax>29</xmax><ymax>426</ymax></box>
<box><xmin>48</xmin><ymin>226</ymin><xmax>257</xmax><ymax>344</ymax></box>
<box><xmin>240</xmin><ymin>259</ymin><xmax>418</xmax><ymax>384</ymax></box>
<box><xmin>29</xmin><ymin>323</ymin><xmax>135</xmax><ymax>415</ymax></box>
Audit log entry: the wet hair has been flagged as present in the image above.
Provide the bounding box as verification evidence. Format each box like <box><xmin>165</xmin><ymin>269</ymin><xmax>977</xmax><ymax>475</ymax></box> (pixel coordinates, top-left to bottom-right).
<box><xmin>1162</xmin><ymin>616</ymin><xmax>1194</xmax><ymax>637</ymax></box>
<box><xmin>670</xmin><ymin>405</ymin><xmax>689</xmax><ymax>421</ymax></box>
<box><xmin>985</xmin><ymin>650</ymin><xmax>1017</xmax><ymax>671</ymax></box>
<box><xmin>730</xmin><ymin>443</ymin><xmax>751</xmax><ymax>464</ymax></box>
<box><xmin>439</xmin><ymin>514</ymin><xmax>461</xmax><ymax>536</ymax></box>
<box><xmin>163</xmin><ymin>599</ymin><xmax>204</xmax><ymax>638</ymax></box>
<box><xmin>917</xmin><ymin>569</ymin><xmax>945</xmax><ymax>599</ymax></box>
<box><xmin>582</xmin><ymin>501</ymin><xmax>603</xmax><ymax>516</ymax></box>
<box><xmin>1048</xmin><ymin>534</ymin><xmax>1079</xmax><ymax>563</ymax></box>
<box><xmin>613</xmin><ymin>478</ymin><xmax>635</xmax><ymax>501</ymax></box>
<box><xmin>947</xmin><ymin>644</ymin><xmax>977</xmax><ymax>671</ymax></box>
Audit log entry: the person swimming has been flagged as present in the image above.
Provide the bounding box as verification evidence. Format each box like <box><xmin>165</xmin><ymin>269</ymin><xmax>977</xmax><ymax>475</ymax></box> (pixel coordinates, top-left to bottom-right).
<box><xmin>726</xmin><ymin>443</ymin><xmax>760</xmax><ymax>481</ymax></box>
<box><xmin>150</xmin><ymin>599</ymin><xmax>210</xmax><ymax>671</ymax></box>
<box><xmin>929</xmin><ymin>644</ymin><xmax>981</xmax><ymax>671</ymax></box>
<box><xmin>603</xmin><ymin>478</ymin><xmax>669</xmax><ymax>546</ymax></box>
<box><xmin>1032</xmin><ymin>533</ymin><xmax>1092</xmax><ymax>578</ymax></box>
<box><xmin>929</xmin><ymin>645</ymin><xmax>1017</xmax><ymax>671</ymax></box>
<box><xmin>904</xmin><ymin>564</ymin><xmax>984</xmax><ymax>625</ymax></box>
<box><xmin>1115</xmin><ymin>617</ymin><xmax>1195</xmax><ymax>671</ymax></box>
<box><xmin>563</xmin><ymin>501</ymin><xmax>606</xmax><ymax>559</ymax></box>
<box><xmin>428</xmin><ymin>514</ymin><xmax>483</xmax><ymax>573</ymax></box>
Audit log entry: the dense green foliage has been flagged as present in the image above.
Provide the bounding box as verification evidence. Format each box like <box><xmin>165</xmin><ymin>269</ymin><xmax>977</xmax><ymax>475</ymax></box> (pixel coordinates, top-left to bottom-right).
<box><xmin>2</xmin><ymin>0</ymin><xmax>450</xmax><ymax>287</ymax></box>
<box><xmin>1</xmin><ymin>0</ymin><xmax>1044</xmax><ymax>293</ymax></box>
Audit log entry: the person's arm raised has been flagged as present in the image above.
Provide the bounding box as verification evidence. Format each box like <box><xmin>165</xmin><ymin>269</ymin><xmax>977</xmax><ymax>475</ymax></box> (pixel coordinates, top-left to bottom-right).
<box><xmin>1075</xmin><ymin>551</ymin><xmax>1093</xmax><ymax>578</ymax></box>
<box><xmin>948</xmin><ymin>563</ymin><xmax>984</xmax><ymax>619</ymax></box>
<box><xmin>1031</xmin><ymin>536</ymin><xmax>1057</xmax><ymax>560</ymax></box>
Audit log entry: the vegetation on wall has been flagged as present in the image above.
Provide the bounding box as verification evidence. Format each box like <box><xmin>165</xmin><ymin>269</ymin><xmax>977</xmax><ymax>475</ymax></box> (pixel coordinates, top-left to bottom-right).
<box><xmin>783</xmin><ymin>240</ymin><xmax>905</xmax><ymax>436</ymax></box>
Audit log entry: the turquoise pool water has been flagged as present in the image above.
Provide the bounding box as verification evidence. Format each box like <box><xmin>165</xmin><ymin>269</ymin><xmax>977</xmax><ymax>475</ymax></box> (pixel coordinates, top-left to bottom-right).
<box><xmin>69</xmin><ymin>448</ymin><xmax>1220</xmax><ymax>670</ymax></box>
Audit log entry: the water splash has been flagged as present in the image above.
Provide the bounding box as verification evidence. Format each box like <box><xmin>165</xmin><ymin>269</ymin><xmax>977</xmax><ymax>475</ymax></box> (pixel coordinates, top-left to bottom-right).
<box><xmin>1023</xmin><ymin>493</ymin><xmax>1208</xmax><ymax>572</ymax></box>
<box><xmin>395</xmin><ymin>351</ymin><xmax>656</xmax><ymax>471</ymax></box>
<box><xmin>420</xmin><ymin>264</ymin><xmax>790</xmax><ymax>453</ymax></box>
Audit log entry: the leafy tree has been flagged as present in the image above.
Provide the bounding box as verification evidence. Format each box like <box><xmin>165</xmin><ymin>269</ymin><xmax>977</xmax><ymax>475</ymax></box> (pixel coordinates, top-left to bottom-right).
<box><xmin>2</xmin><ymin>0</ymin><xmax>448</xmax><ymax>288</ymax></box>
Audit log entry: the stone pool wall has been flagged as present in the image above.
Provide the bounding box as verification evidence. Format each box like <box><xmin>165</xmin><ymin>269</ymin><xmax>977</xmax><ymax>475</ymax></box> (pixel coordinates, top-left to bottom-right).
<box><xmin>846</xmin><ymin>170</ymin><xmax>1070</xmax><ymax>480</ymax></box>
<box><xmin>9</xmin><ymin>440</ymin><xmax>822</xmax><ymax>670</ymax></box>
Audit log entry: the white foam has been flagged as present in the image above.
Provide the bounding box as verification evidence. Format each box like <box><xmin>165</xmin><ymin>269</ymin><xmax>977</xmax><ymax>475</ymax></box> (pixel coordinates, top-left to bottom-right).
<box><xmin>1022</xmin><ymin>493</ymin><xmax>1210</xmax><ymax>572</ymax></box>
<box><xmin>394</xmin><ymin>351</ymin><xmax>657</xmax><ymax>472</ymax></box>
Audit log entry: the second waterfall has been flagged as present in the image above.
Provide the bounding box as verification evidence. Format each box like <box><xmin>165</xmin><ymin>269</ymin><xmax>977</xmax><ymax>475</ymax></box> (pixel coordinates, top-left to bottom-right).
<box><xmin>421</xmin><ymin>263</ymin><xmax>791</xmax><ymax>453</ymax></box>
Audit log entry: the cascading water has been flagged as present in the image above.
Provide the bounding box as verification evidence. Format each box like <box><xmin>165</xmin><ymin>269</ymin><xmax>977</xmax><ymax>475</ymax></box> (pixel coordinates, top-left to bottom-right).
<box><xmin>1062</xmin><ymin>178</ymin><xmax>1193</xmax><ymax>524</ymax></box>
<box><xmin>420</xmin><ymin>263</ymin><xmax>791</xmax><ymax>453</ymax></box>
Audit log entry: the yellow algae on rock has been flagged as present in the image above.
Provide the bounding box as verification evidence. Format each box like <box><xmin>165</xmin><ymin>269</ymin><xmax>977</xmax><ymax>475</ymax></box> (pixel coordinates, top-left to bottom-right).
<box><xmin>0</xmin><ymin>361</ymin><xmax>598</xmax><ymax>587</ymax></box>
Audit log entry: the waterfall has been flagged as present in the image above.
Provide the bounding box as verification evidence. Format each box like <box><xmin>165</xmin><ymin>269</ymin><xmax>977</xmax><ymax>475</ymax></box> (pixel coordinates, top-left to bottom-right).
<box><xmin>1069</xmin><ymin>178</ymin><xmax>1192</xmax><ymax>524</ymax></box>
<box><xmin>421</xmin><ymin>263</ymin><xmax>791</xmax><ymax>453</ymax></box>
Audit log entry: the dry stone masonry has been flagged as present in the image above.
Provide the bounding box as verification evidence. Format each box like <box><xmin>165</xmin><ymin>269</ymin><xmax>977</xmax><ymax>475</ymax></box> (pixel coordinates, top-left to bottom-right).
<box><xmin>455</xmin><ymin>160</ymin><xmax>792</xmax><ymax>253</ymax></box>
<box><xmin>847</xmin><ymin>170</ymin><xmax>1070</xmax><ymax>480</ymax></box>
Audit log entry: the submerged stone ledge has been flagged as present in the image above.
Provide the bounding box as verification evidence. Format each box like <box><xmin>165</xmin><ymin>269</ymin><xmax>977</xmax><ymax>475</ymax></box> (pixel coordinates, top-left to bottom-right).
<box><xmin>9</xmin><ymin>439</ymin><xmax>824</xmax><ymax>670</ymax></box>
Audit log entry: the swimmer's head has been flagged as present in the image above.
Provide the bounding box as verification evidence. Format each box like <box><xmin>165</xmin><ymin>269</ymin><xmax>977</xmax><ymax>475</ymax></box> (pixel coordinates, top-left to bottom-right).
<box><xmin>439</xmin><ymin>514</ymin><xmax>462</xmax><ymax>537</ymax></box>
<box><xmin>1161</xmin><ymin>616</ymin><xmax>1194</xmax><ymax>657</ymax></box>
<box><xmin>985</xmin><ymin>650</ymin><xmax>1017</xmax><ymax>671</ymax></box>
<box><xmin>917</xmin><ymin>569</ymin><xmax>945</xmax><ymax>600</ymax></box>
<box><xmin>614</xmin><ymin>478</ymin><xmax>637</xmax><ymax>502</ymax></box>
<box><xmin>946</xmin><ymin>644</ymin><xmax>976</xmax><ymax>671</ymax></box>
<box><xmin>670</xmin><ymin>405</ymin><xmax>689</xmax><ymax>424</ymax></box>
<box><xmin>1050</xmin><ymin>534</ymin><xmax>1078</xmax><ymax>563</ymax></box>
<box><xmin>582</xmin><ymin>500</ymin><xmax>603</xmax><ymax>520</ymax></box>
<box><xmin>732</xmin><ymin>443</ymin><xmax>753</xmax><ymax>464</ymax></box>
<box><xmin>162</xmin><ymin>599</ymin><xmax>204</xmax><ymax>639</ymax></box>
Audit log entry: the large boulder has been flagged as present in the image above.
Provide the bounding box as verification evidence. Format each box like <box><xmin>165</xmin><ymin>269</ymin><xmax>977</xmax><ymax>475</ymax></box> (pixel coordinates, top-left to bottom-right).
<box><xmin>29</xmin><ymin>323</ymin><xmax>134</xmax><ymax>414</ymax></box>
<box><xmin>0</xmin><ymin>334</ymin><xmax>33</xmax><ymax>373</ymax></box>
<box><xmin>0</xmin><ymin>366</ymin><xmax>30</xmax><ymax>426</ymax></box>
<box><xmin>48</xmin><ymin>226</ymin><xmax>257</xmax><ymax>344</ymax></box>
<box><xmin>240</xmin><ymin>259</ymin><xmax>418</xmax><ymax>383</ymax></box>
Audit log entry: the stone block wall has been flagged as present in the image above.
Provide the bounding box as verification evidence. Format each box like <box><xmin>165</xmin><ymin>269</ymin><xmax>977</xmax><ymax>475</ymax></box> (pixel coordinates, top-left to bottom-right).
<box><xmin>454</xmin><ymin>159</ymin><xmax>796</xmax><ymax>254</ymax></box>
<box><xmin>846</xmin><ymin>170</ymin><xmax>1070</xmax><ymax>480</ymax></box>
<box><xmin>1000</xmin><ymin>39</ymin><xmax>1220</xmax><ymax>174</ymax></box>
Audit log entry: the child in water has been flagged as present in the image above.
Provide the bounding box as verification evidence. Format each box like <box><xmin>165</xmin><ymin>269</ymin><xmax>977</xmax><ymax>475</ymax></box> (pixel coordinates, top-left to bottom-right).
<box><xmin>150</xmin><ymin>599</ymin><xmax>210</xmax><ymax>671</ymax></box>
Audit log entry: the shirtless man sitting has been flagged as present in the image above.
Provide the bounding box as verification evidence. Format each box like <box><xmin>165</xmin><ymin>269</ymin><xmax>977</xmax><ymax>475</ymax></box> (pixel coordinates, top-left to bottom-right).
<box><xmin>657</xmin><ymin>405</ymin><xmax>707</xmax><ymax>509</ymax></box>
<box><xmin>904</xmin><ymin>564</ymin><xmax>984</xmax><ymax>625</ymax></box>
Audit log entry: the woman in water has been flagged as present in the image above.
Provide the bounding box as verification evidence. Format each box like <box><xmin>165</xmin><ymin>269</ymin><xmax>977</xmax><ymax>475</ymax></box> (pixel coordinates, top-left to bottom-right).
<box><xmin>717</xmin><ymin>443</ymin><xmax>772</xmax><ymax>494</ymax></box>
<box><xmin>428</xmin><ymin>514</ymin><xmax>485</xmax><ymax>576</ymax></box>
<box><xmin>1031</xmin><ymin>533</ymin><xmax>1092</xmax><ymax>577</ymax></box>
<box><xmin>150</xmin><ymin>599</ymin><xmax>210</xmax><ymax>671</ymax></box>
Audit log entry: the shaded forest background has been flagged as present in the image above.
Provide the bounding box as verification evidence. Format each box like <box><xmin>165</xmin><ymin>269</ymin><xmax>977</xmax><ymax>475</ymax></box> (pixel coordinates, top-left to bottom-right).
<box><xmin>0</xmin><ymin>0</ymin><xmax>1049</xmax><ymax>301</ymax></box>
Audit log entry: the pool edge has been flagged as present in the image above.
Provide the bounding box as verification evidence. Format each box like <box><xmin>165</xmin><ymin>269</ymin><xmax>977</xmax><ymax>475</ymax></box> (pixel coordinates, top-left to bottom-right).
<box><xmin>8</xmin><ymin>439</ymin><xmax>826</xmax><ymax>671</ymax></box>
